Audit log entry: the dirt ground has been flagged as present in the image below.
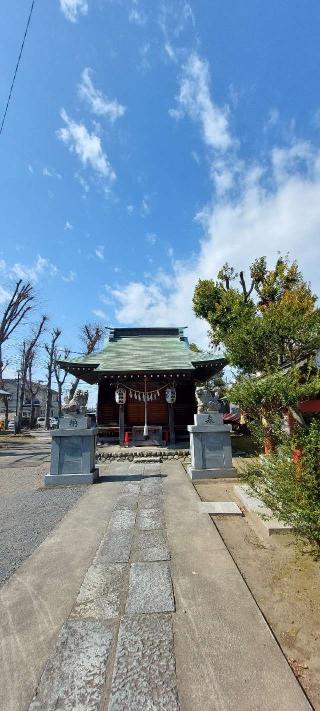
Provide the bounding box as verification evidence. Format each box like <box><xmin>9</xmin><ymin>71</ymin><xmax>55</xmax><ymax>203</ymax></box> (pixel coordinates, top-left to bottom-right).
<box><xmin>193</xmin><ymin>476</ymin><xmax>320</xmax><ymax>711</ymax></box>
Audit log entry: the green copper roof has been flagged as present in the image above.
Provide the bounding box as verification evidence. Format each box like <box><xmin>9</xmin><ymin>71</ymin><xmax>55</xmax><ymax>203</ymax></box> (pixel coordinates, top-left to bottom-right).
<box><xmin>61</xmin><ymin>327</ymin><xmax>224</xmax><ymax>375</ymax></box>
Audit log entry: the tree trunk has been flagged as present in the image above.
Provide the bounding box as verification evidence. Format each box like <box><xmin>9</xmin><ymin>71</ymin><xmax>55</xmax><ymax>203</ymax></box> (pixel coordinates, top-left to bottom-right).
<box><xmin>45</xmin><ymin>329</ymin><xmax>61</xmax><ymax>429</ymax></box>
<box><xmin>45</xmin><ymin>380</ymin><xmax>52</xmax><ymax>430</ymax></box>
<box><xmin>0</xmin><ymin>342</ymin><xmax>8</xmax><ymax>429</ymax></box>
<box><xmin>4</xmin><ymin>397</ymin><xmax>8</xmax><ymax>430</ymax></box>
<box><xmin>17</xmin><ymin>365</ymin><xmax>27</xmax><ymax>433</ymax></box>
<box><xmin>30</xmin><ymin>395</ymin><xmax>35</xmax><ymax>429</ymax></box>
<box><xmin>58</xmin><ymin>382</ymin><xmax>63</xmax><ymax>417</ymax></box>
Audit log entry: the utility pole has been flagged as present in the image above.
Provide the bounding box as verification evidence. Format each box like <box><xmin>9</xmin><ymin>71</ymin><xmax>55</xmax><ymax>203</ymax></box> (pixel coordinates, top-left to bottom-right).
<box><xmin>15</xmin><ymin>370</ymin><xmax>20</xmax><ymax>416</ymax></box>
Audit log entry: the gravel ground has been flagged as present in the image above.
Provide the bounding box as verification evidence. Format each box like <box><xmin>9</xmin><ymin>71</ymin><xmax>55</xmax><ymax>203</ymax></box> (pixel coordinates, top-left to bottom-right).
<box><xmin>0</xmin><ymin>458</ymin><xmax>85</xmax><ymax>587</ymax></box>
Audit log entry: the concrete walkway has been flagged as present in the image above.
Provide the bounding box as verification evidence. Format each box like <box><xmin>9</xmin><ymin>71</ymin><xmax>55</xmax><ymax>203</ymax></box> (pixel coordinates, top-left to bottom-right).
<box><xmin>0</xmin><ymin>461</ymin><xmax>312</xmax><ymax>711</ymax></box>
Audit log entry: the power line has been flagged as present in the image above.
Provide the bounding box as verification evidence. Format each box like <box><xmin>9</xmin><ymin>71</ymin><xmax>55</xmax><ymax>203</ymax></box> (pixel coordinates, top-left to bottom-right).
<box><xmin>0</xmin><ymin>0</ymin><xmax>36</xmax><ymax>137</ymax></box>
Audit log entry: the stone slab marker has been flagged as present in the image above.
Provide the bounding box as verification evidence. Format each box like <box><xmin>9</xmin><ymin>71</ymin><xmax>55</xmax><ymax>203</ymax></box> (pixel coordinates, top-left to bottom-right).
<box><xmin>45</xmin><ymin>415</ymin><xmax>99</xmax><ymax>486</ymax></box>
<box><xmin>188</xmin><ymin>412</ymin><xmax>236</xmax><ymax>479</ymax></box>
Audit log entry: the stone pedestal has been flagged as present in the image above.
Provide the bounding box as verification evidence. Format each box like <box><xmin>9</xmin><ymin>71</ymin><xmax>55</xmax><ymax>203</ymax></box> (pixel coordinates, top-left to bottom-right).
<box><xmin>45</xmin><ymin>416</ymin><xmax>99</xmax><ymax>486</ymax></box>
<box><xmin>187</xmin><ymin>412</ymin><xmax>235</xmax><ymax>480</ymax></box>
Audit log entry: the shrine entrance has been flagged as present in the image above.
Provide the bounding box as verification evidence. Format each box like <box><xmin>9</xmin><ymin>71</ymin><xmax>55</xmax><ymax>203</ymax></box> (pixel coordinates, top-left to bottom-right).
<box><xmin>58</xmin><ymin>327</ymin><xmax>226</xmax><ymax>445</ymax></box>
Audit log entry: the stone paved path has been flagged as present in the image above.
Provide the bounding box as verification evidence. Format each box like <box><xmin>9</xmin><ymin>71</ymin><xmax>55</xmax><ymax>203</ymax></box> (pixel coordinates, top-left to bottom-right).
<box><xmin>29</xmin><ymin>464</ymin><xmax>180</xmax><ymax>710</ymax></box>
<box><xmin>1</xmin><ymin>460</ymin><xmax>313</xmax><ymax>711</ymax></box>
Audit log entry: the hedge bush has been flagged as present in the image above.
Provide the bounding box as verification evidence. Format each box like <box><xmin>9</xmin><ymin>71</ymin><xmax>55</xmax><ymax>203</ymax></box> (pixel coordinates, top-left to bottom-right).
<box><xmin>240</xmin><ymin>420</ymin><xmax>320</xmax><ymax>555</ymax></box>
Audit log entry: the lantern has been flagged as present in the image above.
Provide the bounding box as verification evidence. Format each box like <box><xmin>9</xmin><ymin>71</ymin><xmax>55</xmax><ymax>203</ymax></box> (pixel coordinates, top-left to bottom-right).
<box><xmin>165</xmin><ymin>387</ymin><xmax>176</xmax><ymax>404</ymax></box>
<box><xmin>115</xmin><ymin>387</ymin><xmax>126</xmax><ymax>404</ymax></box>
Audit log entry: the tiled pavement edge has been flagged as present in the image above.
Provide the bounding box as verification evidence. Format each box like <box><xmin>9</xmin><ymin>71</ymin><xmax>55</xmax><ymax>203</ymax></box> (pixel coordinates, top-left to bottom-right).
<box><xmin>29</xmin><ymin>464</ymin><xmax>180</xmax><ymax>711</ymax></box>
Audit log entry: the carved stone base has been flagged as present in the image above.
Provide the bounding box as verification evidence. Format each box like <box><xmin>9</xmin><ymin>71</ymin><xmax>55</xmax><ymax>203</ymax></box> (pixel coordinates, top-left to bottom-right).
<box><xmin>45</xmin><ymin>468</ymin><xmax>99</xmax><ymax>486</ymax></box>
<box><xmin>187</xmin><ymin>466</ymin><xmax>236</xmax><ymax>480</ymax></box>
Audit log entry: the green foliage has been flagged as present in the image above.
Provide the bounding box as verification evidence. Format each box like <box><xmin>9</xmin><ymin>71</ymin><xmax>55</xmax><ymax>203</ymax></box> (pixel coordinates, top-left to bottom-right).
<box><xmin>230</xmin><ymin>369</ymin><xmax>320</xmax><ymax>418</ymax></box>
<box><xmin>193</xmin><ymin>255</ymin><xmax>320</xmax><ymax>372</ymax></box>
<box><xmin>192</xmin><ymin>279</ymin><xmax>223</xmax><ymax>324</ymax></box>
<box><xmin>240</xmin><ymin>421</ymin><xmax>320</xmax><ymax>555</ymax></box>
<box><xmin>189</xmin><ymin>342</ymin><xmax>201</xmax><ymax>352</ymax></box>
<box><xmin>193</xmin><ymin>255</ymin><xmax>320</xmax><ymax>554</ymax></box>
<box><xmin>230</xmin><ymin>368</ymin><xmax>320</xmax><ymax>447</ymax></box>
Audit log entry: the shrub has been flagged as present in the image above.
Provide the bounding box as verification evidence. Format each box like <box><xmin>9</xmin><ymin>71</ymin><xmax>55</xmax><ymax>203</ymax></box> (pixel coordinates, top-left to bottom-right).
<box><xmin>239</xmin><ymin>420</ymin><xmax>320</xmax><ymax>555</ymax></box>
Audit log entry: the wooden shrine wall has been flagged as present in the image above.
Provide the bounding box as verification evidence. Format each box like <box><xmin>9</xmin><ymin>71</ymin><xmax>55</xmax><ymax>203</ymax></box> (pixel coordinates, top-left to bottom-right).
<box><xmin>97</xmin><ymin>378</ymin><xmax>197</xmax><ymax>430</ymax></box>
<box><xmin>97</xmin><ymin>382</ymin><xmax>118</xmax><ymax>426</ymax></box>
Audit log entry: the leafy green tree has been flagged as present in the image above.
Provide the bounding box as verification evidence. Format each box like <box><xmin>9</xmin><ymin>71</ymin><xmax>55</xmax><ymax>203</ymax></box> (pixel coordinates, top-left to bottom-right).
<box><xmin>193</xmin><ymin>255</ymin><xmax>320</xmax><ymax>373</ymax></box>
<box><xmin>193</xmin><ymin>255</ymin><xmax>320</xmax><ymax>552</ymax></box>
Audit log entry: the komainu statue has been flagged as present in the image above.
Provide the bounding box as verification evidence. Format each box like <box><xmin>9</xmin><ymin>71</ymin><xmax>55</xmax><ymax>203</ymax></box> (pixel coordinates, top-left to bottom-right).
<box><xmin>195</xmin><ymin>386</ymin><xmax>221</xmax><ymax>413</ymax></box>
<box><xmin>62</xmin><ymin>389</ymin><xmax>89</xmax><ymax>415</ymax></box>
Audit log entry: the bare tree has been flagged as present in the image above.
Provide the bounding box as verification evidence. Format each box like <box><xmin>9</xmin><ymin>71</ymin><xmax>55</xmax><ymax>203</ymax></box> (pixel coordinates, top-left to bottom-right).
<box><xmin>53</xmin><ymin>346</ymin><xmax>70</xmax><ymax>417</ymax></box>
<box><xmin>0</xmin><ymin>281</ymin><xmax>34</xmax><ymax>428</ymax></box>
<box><xmin>27</xmin><ymin>351</ymin><xmax>43</xmax><ymax>428</ymax></box>
<box><xmin>45</xmin><ymin>328</ymin><xmax>62</xmax><ymax>429</ymax></box>
<box><xmin>68</xmin><ymin>323</ymin><xmax>103</xmax><ymax>400</ymax></box>
<box><xmin>16</xmin><ymin>315</ymin><xmax>48</xmax><ymax>432</ymax></box>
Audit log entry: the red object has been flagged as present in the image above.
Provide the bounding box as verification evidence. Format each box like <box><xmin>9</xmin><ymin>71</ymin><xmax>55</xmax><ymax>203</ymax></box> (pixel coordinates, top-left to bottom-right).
<box><xmin>292</xmin><ymin>447</ymin><xmax>302</xmax><ymax>464</ymax></box>
<box><xmin>124</xmin><ymin>431</ymin><xmax>130</xmax><ymax>445</ymax></box>
<box><xmin>163</xmin><ymin>430</ymin><xmax>169</xmax><ymax>442</ymax></box>
<box><xmin>299</xmin><ymin>399</ymin><xmax>320</xmax><ymax>413</ymax></box>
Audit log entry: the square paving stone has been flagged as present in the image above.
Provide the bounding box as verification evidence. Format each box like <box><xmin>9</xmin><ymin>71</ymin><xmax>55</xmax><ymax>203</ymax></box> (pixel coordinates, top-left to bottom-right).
<box><xmin>137</xmin><ymin>508</ymin><xmax>166</xmax><ymax>530</ymax></box>
<box><xmin>114</xmin><ymin>494</ymin><xmax>139</xmax><ymax>511</ymax></box>
<box><xmin>29</xmin><ymin>620</ymin><xmax>114</xmax><ymax>711</ymax></box>
<box><xmin>109</xmin><ymin>509</ymin><xmax>136</xmax><ymax>531</ymax></box>
<box><xmin>96</xmin><ymin>529</ymin><xmax>133</xmax><ymax>563</ymax></box>
<box><xmin>125</xmin><ymin>561</ymin><xmax>175</xmax><ymax>615</ymax></box>
<box><xmin>125</xmin><ymin>482</ymin><xmax>141</xmax><ymax>495</ymax></box>
<box><xmin>71</xmin><ymin>563</ymin><xmax>127</xmax><ymax>620</ymax></box>
<box><xmin>141</xmin><ymin>477</ymin><xmax>162</xmax><ymax>493</ymax></box>
<box><xmin>138</xmin><ymin>494</ymin><xmax>164</xmax><ymax>510</ymax></box>
<box><xmin>132</xmin><ymin>530</ymin><xmax>170</xmax><ymax>562</ymax></box>
<box><xmin>108</xmin><ymin>614</ymin><xmax>179</xmax><ymax>711</ymax></box>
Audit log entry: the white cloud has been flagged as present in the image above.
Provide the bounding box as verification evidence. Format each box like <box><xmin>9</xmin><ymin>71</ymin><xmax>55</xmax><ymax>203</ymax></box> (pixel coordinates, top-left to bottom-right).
<box><xmin>27</xmin><ymin>164</ymin><xmax>34</xmax><ymax>174</ymax></box>
<box><xmin>57</xmin><ymin>109</ymin><xmax>116</xmax><ymax>181</ymax></box>
<box><xmin>4</xmin><ymin>255</ymin><xmax>77</xmax><ymax>286</ymax></box>
<box><xmin>92</xmin><ymin>308</ymin><xmax>107</xmax><ymax>319</ymax></box>
<box><xmin>0</xmin><ymin>285</ymin><xmax>11</xmax><ymax>303</ymax></box>
<box><xmin>146</xmin><ymin>233</ymin><xmax>157</xmax><ymax>245</ymax></box>
<box><xmin>75</xmin><ymin>172</ymin><xmax>90</xmax><ymax>194</ymax></box>
<box><xmin>170</xmin><ymin>52</ymin><xmax>233</xmax><ymax>152</ymax></box>
<box><xmin>64</xmin><ymin>220</ymin><xmax>73</xmax><ymax>231</ymax></box>
<box><xmin>129</xmin><ymin>2</ymin><xmax>146</xmax><ymax>26</ymax></box>
<box><xmin>126</xmin><ymin>204</ymin><xmax>134</xmax><ymax>214</ymax></box>
<box><xmin>271</xmin><ymin>141</ymin><xmax>313</xmax><ymax>184</ymax></box>
<box><xmin>0</xmin><ymin>259</ymin><xmax>6</xmax><ymax>271</ymax></box>
<box><xmin>78</xmin><ymin>68</ymin><xmax>126</xmax><ymax>122</ymax></box>
<box><xmin>10</xmin><ymin>255</ymin><xmax>56</xmax><ymax>283</ymax></box>
<box><xmin>264</xmin><ymin>108</ymin><xmax>279</xmax><ymax>130</ymax></box>
<box><xmin>43</xmin><ymin>166</ymin><xmax>62</xmax><ymax>179</ymax></box>
<box><xmin>95</xmin><ymin>245</ymin><xmax>105</xmax><ymax>260</ymax></box>
<box><xmin>62</xmin><ymin>270</ymin><xmax>76</xmax><ymax>282</ymax></box>
<box><xmin>109</xmin><ymin>143</ymin><xmax>320</xmax><ymax>346</ymax></box>
<box><xmin>141</xmin><ymin>195</ymin><xmax>151</xmax><ymax>216</ymax></box>
<box><xmin>59</xmin><ymin>0</ymin><xmax>88</xmax><ymax>22</ymax></box>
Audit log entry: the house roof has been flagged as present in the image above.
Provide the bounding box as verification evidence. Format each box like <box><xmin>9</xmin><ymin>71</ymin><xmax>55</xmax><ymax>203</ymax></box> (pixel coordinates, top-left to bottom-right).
<box><xmin>59</xmin><ymin>327</ymin><xmax>225</xmax><ymax>381</ymax></box>
<box><xmin>0</xmin><ymin>389</ymin><xmax>11</xmax><ymax>397</ymax></box>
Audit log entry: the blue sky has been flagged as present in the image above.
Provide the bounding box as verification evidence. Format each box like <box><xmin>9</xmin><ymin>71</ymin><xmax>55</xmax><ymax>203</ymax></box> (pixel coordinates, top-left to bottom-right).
<box><xmin>1</xmin><ymin>0</ymin><xmax>320</xmax><ymax>393</ymax></box>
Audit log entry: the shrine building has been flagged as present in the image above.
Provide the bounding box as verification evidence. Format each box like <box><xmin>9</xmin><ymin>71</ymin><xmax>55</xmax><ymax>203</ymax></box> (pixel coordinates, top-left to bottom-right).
<box><xmin>60</xmin><ymin>327</ymin><xmax>225</xmax><ymax>445</ymax></box>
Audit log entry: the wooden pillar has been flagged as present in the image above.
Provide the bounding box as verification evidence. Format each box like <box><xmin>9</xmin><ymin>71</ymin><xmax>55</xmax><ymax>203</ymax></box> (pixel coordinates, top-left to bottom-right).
<box><xmin>119</xmin><ymin>404</ymin><xmax>125</xmax><ymax>445</ymax></box>
<box><xmin>169</xmin><ymin>403</ymin><xmax>175</xmax><ymax>445</ymax></box>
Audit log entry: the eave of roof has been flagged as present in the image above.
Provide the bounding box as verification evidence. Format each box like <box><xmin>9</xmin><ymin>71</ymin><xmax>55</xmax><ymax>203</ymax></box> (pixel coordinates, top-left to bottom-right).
<box><xmin>58</xmin><ymin>328</ymin><xmax>226</xmax><ymax>378</ymax></box>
